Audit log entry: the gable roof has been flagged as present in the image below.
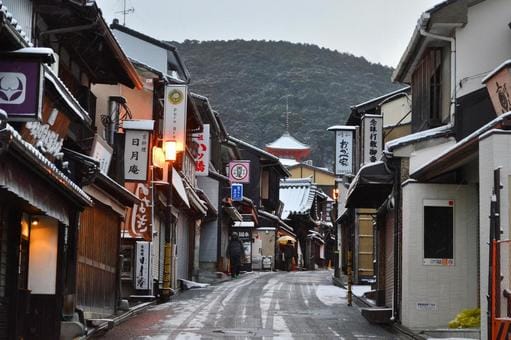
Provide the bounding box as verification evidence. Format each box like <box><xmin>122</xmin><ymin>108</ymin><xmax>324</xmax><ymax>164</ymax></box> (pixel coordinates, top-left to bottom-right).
<box><xmin>279</xmin><ymin>177</ymin><xmax>317</xmax><ymax>219</ymax></box>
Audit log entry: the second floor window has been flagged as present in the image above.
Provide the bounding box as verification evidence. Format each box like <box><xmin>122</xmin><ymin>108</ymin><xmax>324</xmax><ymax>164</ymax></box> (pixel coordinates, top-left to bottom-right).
<box><xmin>412</xmin><ymin>48</ymin><xmax>444</xmax><ymax>131</ymax></box>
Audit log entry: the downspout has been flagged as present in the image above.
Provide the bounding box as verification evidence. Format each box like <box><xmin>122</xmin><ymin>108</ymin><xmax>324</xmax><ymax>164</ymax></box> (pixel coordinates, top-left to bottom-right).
<box><xmin>419</xmin><ymin>29</ymin><xmax>456</xmax><ymax>126</ymax></box>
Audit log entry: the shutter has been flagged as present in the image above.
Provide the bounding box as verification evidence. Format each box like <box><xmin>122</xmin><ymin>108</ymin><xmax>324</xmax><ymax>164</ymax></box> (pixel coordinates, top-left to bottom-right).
<box><xmin>385</xmin><ymin>214</ymin><xmax>395</xmax><ymax>307</ymax></box>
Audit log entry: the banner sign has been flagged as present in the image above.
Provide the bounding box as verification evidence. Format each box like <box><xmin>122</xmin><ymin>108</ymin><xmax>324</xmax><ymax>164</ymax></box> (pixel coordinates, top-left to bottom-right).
<box><xmin>91</xmin><ymin>134</ymin><xmax>113</xmax><ymax>174</ymax></box>
<box><xmin>229</xmin><ymin>160</ymin><xmax>250</xmax><ymax>183</ymax></box>
<box><xmin>335</xmin><ymin>129</ymin><xmax>355</xmax><ymax>175</ymax></box>
<box><xmin>192</xmin><ymin>124</ymin><xmax>210</xmax><ymax>176</ymax></box>
<box><xmin>128</xmin><ymin>183</ymin><xmax>152</xmax><ymax>240</ymax></box>
<box><xmin>0</xmin><ymin>59</ymin><xmax>43</xmax><ymax>121</ymax></box>
<box><xmin>135</xmin><ymin>241</ymin><xmax>151</xmax><ymax>290</ymax></box>
<box><xmin>362</xmin><ymin>114</ymin><xmax>383</xmax><ymax>165</ymax></box>
<box><xmin>163</xmin><ymin>84</ymin><xmax>187</xmax><ymax>152</ymax></box>
<box><xmin>231</xmin><ymin>183</ymin><xmax>243</xmax><ymax>201</ymax></box>
<box><xmin>124</xmin><ymin>129</ymin><xmax>150</xmax><ymax>181</ymax></box>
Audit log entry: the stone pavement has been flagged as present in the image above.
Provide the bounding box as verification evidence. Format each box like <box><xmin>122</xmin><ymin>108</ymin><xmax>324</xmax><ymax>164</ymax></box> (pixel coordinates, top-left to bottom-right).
<box><xmin>95</xmin><ymin>270</ymin><xmax>410</xmax><ymax>339</ymax></box>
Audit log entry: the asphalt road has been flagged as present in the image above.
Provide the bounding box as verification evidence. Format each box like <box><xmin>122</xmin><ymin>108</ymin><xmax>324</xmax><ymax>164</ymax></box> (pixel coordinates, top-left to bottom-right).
<box><xmin>97</xmin><ymin>270</ymin><xmax>408</xmax><ymax>339</ymax></box>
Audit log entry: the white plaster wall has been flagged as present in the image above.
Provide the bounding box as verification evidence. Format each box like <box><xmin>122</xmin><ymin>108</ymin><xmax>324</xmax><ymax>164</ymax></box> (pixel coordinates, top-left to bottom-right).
<box><xmin>381</xmin><ymin>96</ymin><xmax>411</xmax><ymax>127</ymax></box>
<box><xmin>409</xmin><ymin>138</ymin><xmax>456</xmax><ymax>174</ymax></box>
<box><xmin>402</xmin><ymin>183</ymin><xmax>478</xmax><ymax>330</ymax></box>
<box><xmin>28</xmin><ymin>217</ymin><xmax>59</xmax><ymax>294</ymax></box>
<box><xmin>112</xmin><ymin>30</ymin><xmax>168</xmax><ymax>75</ymax></box>
<box><xmin>479</xmin><ymin>131</ymin><xmax>511</xmax><ymax>339</ymax></box>
<box><xmin>456</xmin><ymin>0</ymin><xmax>511</xmax><ymax>98</ymax></box>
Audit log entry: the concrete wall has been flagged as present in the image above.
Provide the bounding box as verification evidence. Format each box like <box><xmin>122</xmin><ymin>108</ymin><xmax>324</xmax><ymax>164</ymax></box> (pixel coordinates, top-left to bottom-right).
<box><xmin>479</xmin><ymin>131</ymin><xmax>511</xmax><ymax>338</ymax></box>
<box><xmin>402</xmin><ymin>183</ymin><xmax>478</xmax><ymax>330</ymax></box>
<box><xmin>456</xmin><ymin>0</ymin><xmax>511</xmax><ymax>98</ymax></box>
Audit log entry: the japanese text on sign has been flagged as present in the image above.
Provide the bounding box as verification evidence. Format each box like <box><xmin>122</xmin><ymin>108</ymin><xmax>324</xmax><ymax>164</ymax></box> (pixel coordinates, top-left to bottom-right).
<box><xmin>124</xmin><ymin>130</ymin><xmax>150</xmax><ymax>181</ymax></box>
<box><xmin>362</xmin><ymin>115</ymin><xmax>382</xmax><ymax>165</ymax></box>
<box><xmin>335</xmin><ymin>130</ymin><xmax>354</xmax><ymax>175</ymax></box>
<box><xmin>191</xmin><ymin>124</ymin><xmax>210</xmax><ymax>176</ymax></box>
<box><xmin>135</xmin><ymin>241</ymin><xmax>150</xmax><ymax>290</ymax></box>
<box><xmin>129</xmin><ymin>183</ymin><xmax>152</xmax><ymax>240</ymax></box>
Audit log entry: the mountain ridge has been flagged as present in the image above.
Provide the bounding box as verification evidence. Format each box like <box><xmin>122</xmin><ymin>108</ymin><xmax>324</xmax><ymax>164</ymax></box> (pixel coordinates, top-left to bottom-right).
<box><xmin>171</xmin><ymin>39</ymin><xmax>402</xmax><ymax>168</ymax></box>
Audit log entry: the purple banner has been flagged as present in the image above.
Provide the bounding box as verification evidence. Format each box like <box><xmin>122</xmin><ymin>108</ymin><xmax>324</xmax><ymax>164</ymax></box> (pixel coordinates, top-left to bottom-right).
<box><xmin>0</xmin><ymin>59</ymin><xmax>42</xmax><ymax>121</ymax></box>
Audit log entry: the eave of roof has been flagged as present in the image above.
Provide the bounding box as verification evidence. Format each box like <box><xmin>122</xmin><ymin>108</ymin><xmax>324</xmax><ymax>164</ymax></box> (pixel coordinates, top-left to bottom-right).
<box><xmin>0</xmin><ymin>123</ymin><xmax>92</xmax><ymax>206</ymax></box>
<box><xmin>411</xmin><ymin>111</ymin><xmax>511</xmax><ymax>181</ymax></box>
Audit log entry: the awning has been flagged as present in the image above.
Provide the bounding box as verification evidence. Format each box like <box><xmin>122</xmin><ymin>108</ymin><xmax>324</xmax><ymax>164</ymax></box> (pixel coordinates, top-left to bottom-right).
<box><xmin>345</xmin><ymin>161</ymin><xmax>393</xmax><ymax>209</ymax></box>
<box><xmin>172</xmin><ymin>168</ymin><xmax>190</xmax><ymax>208</ymax></box>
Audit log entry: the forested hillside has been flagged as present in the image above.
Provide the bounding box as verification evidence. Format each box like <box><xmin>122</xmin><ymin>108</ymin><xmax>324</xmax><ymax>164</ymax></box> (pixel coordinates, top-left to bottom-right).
<box><xmin>172</xmin><ymin>40</ymin><xmax>401</xmax><ymax>168</ymax></box>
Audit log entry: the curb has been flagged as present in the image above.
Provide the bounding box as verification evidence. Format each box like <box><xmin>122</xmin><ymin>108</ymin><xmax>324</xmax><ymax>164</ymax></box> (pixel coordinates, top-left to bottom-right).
<box><xmin>85</xmin><ymin>301</ymin><xmax>157</xmax><ymax>338</ymax></box>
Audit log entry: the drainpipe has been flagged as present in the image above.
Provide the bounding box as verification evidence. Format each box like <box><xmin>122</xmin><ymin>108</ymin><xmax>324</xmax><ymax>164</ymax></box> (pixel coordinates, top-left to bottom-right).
<box><xmin>419</xmin><ymin>29</ymin><xmax>456</xmax><ymax>126</ymax></box>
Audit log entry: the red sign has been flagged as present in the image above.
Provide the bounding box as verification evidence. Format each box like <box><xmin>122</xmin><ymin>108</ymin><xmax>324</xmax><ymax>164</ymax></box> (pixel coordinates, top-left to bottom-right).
<box><xmin>127</xmin><ymin>183</ymin><xmax>152</xmax><ymax>240</ymax></box>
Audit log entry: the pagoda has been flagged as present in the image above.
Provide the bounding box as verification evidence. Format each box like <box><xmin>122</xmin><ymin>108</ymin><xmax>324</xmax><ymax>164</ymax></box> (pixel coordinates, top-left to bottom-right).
<box><xmin>265</xmin><ymin>102</ymin><xmax>310</xmax><ymax>162</ymax></box>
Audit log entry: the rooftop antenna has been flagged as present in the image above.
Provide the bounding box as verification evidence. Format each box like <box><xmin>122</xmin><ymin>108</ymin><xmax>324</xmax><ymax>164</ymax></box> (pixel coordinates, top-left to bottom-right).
<box><xmin>115</xmin><ymin>0</ymin><xmax>134</xmax><ymax>26</ymax></box>
<box><xmin>285</xmin><ymin>95</ymin><xmax>290</xmax><ymax>133</ymax></box>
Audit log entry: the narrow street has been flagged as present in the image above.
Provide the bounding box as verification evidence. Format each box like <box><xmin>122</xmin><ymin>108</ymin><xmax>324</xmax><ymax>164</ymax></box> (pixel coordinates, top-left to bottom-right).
<box><xmin>97</xmin><ymin>271</ymin><xmax>406</xmax><ymax>339</ymax></box>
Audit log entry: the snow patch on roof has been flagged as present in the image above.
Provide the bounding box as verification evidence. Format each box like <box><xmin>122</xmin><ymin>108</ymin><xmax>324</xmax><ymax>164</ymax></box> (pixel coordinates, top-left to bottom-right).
<box><xmin>385</xmin><ymin>124</ymin><xmax>452</xmax><ymax>152</ymax></box>
<box><xmin>266</xmin><ymin>132</ymin><xmax>309</xmax><ymax>150</ymax></box>
<box><xmin>279</xmin><ymin>158</ymin><xmax>299</xmax><ymax>166</ymax></box>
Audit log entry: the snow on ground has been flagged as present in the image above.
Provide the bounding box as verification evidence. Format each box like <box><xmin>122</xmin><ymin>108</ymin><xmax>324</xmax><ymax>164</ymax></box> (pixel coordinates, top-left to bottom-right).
<box><xmin>315</xmin><ymin>284</ymin><xmax>347</xmax><ymax>305</ymax></box>
<box><xmin>351</xmin><ymin>285</ymin><xmax>371</xmax><ymax>297</ymax></box>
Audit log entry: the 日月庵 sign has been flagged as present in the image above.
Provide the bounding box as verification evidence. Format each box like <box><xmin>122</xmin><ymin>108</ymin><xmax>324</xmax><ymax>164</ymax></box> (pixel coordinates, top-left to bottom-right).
<box><xmin>124</xmin><ymin>129</ymin><xmax>150</xmax><ymax>182</ymax></box>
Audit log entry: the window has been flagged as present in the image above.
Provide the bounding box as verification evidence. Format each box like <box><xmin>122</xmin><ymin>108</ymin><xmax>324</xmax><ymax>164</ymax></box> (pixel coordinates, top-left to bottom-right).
<box><xmin>423</xmin><ymin>200</ymin><xmax>454</xmax><ymax>266</ymax></box>
<box><xmin>411</xmin><ymin>48</ymin><xmax>444</xmax><ymax>132</ymax></box>
<box><xmin>120</xmin><ymin>245</ymin><xmax>133</xmax><ymax>280</ymax></box>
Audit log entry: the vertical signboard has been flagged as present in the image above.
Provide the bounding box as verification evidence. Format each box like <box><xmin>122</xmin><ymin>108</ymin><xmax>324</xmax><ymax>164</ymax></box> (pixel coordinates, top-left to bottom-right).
<box><xmin>128</xmin><ymin>183</ymin><xmax>152</xmax><ymax>240</ymax></box>
<box><xmin>362</xmin><ymin>114</ymin><xmax>383</xmax><ymax>165</ymax></box>
<box><xmin>229</xmin><ymin>160</ymin><xmax>250</xmax><ymax>183</ymax></box>
<box><xmin>163</xmin><ymin>84</ymin><xmax>188</xmax><ymax>152</ymax></box>
<box><xmin>335</xmin><ymin>129</ymin><xmax>355</xmax><ymax>175</ymax></box>
<box><xmin>231</xmin><ymin>183</ymin><xmax>243</xmax><ymax>201</ymax></box>
<box><xmin>135</xmin><ymin>241</ymin><xmax>151</xmax><ymax>290</ymax></box>
<box><xmin>0</xmin><ymin>58</ymin><xmax>43</xmax><ymax>121</ymax></box>
<box><xmin>90</xmin><ymin>134</ymin><xmax>113</xmax><ymax>175</ymax></box>
<box><xmin>192</xmin><ymin>124</ymin><xmax>210</xmax><ymax>176</ymax></box>
<box><xmin>124</xmin><ymin>130</ymin><xmax>150</xmax><ymax>181</ymax></box>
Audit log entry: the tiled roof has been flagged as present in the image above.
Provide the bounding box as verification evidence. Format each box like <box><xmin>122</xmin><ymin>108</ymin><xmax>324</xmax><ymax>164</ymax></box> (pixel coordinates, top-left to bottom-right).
<box><xmin>279</xmin><ymin>177</ymin><xmax>316</xmax><ymax>219</ymax></box>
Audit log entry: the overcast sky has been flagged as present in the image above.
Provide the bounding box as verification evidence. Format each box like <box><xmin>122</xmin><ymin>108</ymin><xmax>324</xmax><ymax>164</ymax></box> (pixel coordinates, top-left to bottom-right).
<box><xmin>97</xmin><ymin>0</ymin><xmax>441</xmax><ymax>67</ymax></box>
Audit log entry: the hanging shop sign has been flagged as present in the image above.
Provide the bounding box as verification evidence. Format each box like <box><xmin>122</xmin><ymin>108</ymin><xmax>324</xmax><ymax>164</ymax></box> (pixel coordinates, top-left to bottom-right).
<box><xmin>0</xmin><ymin>58</ymin><xmax>43</xmax><ymax>121</ymax></box>
<box><xmin>163</xmin><ymin>84</ymin><xmax>188</xmax><ymax>152</ymax></box>
<box><xmin>21</xmin><ymin>101</ymin><xmax>71</xmax><ymax>161</ymax></box>
<box><xmin>90</xmin><ymin>134</ymin><xmax>113</xmax><ymax>175</ymax></box>
<box><xmin>135</xmin><ymin>241</ymin><xmax>151</xmax><ymax>290</ymax></box>
<box><xmin>128</xmin><ymin>182</ymin><xmax>152</xmax><ymax>240</ymax></box>
<box><xmin>231</xmin><ymin>183</ymin><xmax>243</xmax><ymax>201</ymax></box>
<box><xmin>229</xmin><ymin>160</ymin><xmax>250</xmax><ymax>183</ymax></box>
<box><xmin>124</xmin><ymin>129</ymin><xmax>150</xmax><ymax>182</ymax></box>
<box><xmin>334</xmin><ymin>128</ymin><xmax>355</xmax><ymax>175</ymax></box>
<box><xmin>191</xmin><ymin>124</ymin><xmax>210</xmax><ymax>176</ymax></box>
<box><xmin>361</xmin><ymin>114</ymin><xmax>383</xmax><ymax>165</ymax></box>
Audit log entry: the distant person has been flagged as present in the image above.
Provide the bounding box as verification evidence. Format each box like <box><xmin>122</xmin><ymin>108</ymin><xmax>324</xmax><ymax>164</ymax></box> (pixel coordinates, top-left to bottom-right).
<box><xmin>283</xmin><ymin>240</ymin><xmax>294</xmax><ymax>272</ymax></box>
<box><xmin>227</xmin><ymin>233</ymin><xmax>244</xmax><ymax>279</ymax></box>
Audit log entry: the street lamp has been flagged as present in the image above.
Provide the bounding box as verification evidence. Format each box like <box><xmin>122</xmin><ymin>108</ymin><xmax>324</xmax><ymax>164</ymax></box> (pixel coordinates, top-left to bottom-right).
<box><xmin>164</xmin><ymin>141</ymin><xmax>177</xmax><ymax>161</ymax></box>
